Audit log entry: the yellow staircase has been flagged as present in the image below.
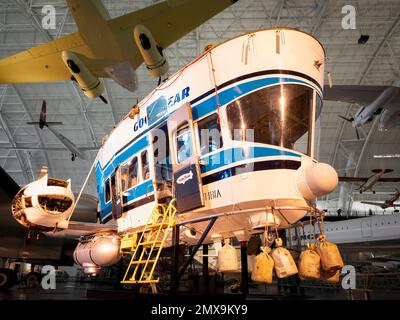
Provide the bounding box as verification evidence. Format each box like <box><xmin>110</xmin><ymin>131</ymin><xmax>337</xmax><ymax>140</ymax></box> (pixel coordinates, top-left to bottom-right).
<box><xmin>121</xmin><ymin>199</ymin><xmax>176</xmax><ymax>286</ymax></box>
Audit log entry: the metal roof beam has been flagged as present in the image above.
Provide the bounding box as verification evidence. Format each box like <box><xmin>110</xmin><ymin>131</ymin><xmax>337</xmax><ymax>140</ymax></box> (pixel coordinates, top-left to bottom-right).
<box><xmin>103</xmin><ymin>80</ymin><xmax>118</xmax><ymax>125</ymax></box>
<box><xmin>309</xmin><ymin>0</ymin><xmax>329</xmax><ymax>35</ymax></box>
<box><xmin>0</xmin><ymin>113</ymin><xmax>34</xmax><ymax>182</ymax></box>
<box><xmin>14</xmin><ymin>0</ymin><xmax>52</xmax><ymax>42</ymax></box>
<box><xmin>0</xmin><ymin>85</ymin><xmax>35</xmax><ymax>183</ymax></box>
<box><xmin>70</xmin><ymin>84</ymin><xmax>99</xmax><ymax>148</ymax></box>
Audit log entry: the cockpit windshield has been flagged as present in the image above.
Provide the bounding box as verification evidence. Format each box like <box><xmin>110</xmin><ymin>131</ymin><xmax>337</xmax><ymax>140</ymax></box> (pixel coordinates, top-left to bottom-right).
<box><xmin>226</xmin><ymin>84</ymin><xmax>319</xmax><ymax>155</ymax></box>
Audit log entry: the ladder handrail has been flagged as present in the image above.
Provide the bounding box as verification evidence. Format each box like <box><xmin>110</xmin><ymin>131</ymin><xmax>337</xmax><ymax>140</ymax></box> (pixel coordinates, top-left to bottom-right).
<box><xmin>122</xmin><ymin>203</ymin><xmax>167</xmax><ymax>282</ymax></box>
<box><xmin>144</xmin><ymin>201</ymin><xmax>177</xmax><ymax>281</ymax></box>
<box><xmin>138</xmin><ymin>205</ymin><xmax>171</xmax><ymax>281</ymax></box>
<box><xmin>121</xmin><ymin>199</ymin><xmax>177</xmax><ymax>285</ymax></box>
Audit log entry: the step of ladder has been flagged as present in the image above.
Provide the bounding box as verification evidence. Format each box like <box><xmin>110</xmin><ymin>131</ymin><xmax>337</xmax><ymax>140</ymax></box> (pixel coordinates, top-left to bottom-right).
<box><xmin>121</xmin><ymin>279</ymin><xmax>160</xmax><ymax>284</ymax></box>
<box><xmin>121</xmin><ymin>199</ymin><xmax>177</xmax><ymax>286</ymax></box>
<box><xmin>139</xmin><ymin>240</ymin><xmax>163</xmax><ymax>246</ymax></box>
<box><xmin>129</xmin><ymin>259</ymin><xmax>157</xmax><ymax>265</ymax></box>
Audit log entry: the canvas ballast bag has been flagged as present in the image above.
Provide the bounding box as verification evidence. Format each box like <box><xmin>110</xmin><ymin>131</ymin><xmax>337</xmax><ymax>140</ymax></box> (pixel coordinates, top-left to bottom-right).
<box><xmin>320</xmin><ymin>268</ymin><xmax>340</xmax><ymax>284</ymax></box>
<box><xmin>298</xmin><ymin>244</ymin><xmax>321</xmax><ymax>280</ymax></box>
<box><xmin>316</xmin><ymin>235</ymin><xmax>344</xmax><ymax>272</ymax></box>
<box><xmin>271</xmin><ymin>238</ymin><xmax>298</xmax><ymax>278</ymax></box>
<box><xmin>218</xmin><ymin>239</ymin><xmax>238</xmax><ymax>272</ymax></box>
<box><xmin>251</xmin><ymin>247</ymin><xmax>274</xmax><ymax>283</ymax></box>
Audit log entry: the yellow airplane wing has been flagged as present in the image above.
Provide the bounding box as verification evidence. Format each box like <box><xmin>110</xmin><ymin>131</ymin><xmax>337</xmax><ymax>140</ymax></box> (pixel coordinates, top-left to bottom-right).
<box><xmin>0</xmin><ymin>33</ymin><xmax>101</xmax><ymax>83</ymax></box>
<box><xmin>0</xmin><ymin>0</ymin><xmax>236</xmax><ymax>86</ymax></box>
<box><xmin>108</xmin><ymin>0</ymin><xmax>237</xmax><ymax>68</ymax></box>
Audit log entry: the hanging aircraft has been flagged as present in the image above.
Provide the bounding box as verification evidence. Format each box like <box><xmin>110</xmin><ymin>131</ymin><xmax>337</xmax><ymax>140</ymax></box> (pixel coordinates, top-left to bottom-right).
<box><xmin>323</xmin><ymin>84</ymin><xmax>400</xmax><ymax>134</ymax></box>
<box><xmin>25</xmin><ymin>100</ymin><xmax>96</xmax><ymax>161</ymax></box>
<box><xmin>0</xmin><ymin>0</ymin><xmax>238</xmax><ymax>102</ymax></box>
<box><xmin>7</xmin><ymin>28</ymin><xmax>339</xmax><ymax>280</ymax></box>
<box><xmin>361</xmin><ymin>190</ymin><xmax>400</xmax><ymax>209</ymax></box>
<box><xmin>339</xmin><ymin>169</ymin><xmax>400</xmax><ymax>194</ymax></box>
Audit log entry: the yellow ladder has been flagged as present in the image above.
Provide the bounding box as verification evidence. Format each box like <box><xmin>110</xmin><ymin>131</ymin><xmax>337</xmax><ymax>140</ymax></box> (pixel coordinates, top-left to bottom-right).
<box><xmin>121</xmin><ymin>199</ymin><xmax>176</xmax><ymax>285</ymax></box>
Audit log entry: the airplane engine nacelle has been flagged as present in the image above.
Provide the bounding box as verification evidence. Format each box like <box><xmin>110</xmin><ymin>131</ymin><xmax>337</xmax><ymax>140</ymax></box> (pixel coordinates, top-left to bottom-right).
<box><xmin>73</xmin><ymin>234</ymin><xmax>121</xmax><ymax>275</ymax></box>
<box><xmin>296</xmin><ymin>162</ymin><xmax>338</xmax><ymax>201</ymax></box>
<box><xmin>61</xmin><ymin>50</ymin><xmax>104</xmax><ymax>99</ymax></box>
<box><xmin>134</xmin><ymin>24</ymin><xmax>169</xmax><ymax>78</ymax></box>
<box><xmin>11</xmin><ymin>167</ymin><xmax>75</xmax><ymax>231</ymax></box>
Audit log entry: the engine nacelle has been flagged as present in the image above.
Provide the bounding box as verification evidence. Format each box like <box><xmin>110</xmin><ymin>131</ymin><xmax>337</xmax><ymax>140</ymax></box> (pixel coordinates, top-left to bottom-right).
<box><xmin>61</xmin><ymin>50</ymin><xmax>105</xmax><ymax>99</ymax></box>
<box><xmin>73</xmin><ymin>234</ymin><xmax>121</xmax><ymax>275</ymax></box>
<box><xmin>133</xmin><ymin>24</ymin><xmax>169</xmax><ymax>78</ymax></box>
<box><xmin>11</xmin><ymin>166</ymin><xmax>75</xmax><ymax>231</ymax></box>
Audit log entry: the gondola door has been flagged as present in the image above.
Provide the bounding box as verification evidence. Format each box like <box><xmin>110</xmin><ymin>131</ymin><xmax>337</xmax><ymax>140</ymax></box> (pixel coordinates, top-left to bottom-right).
<box><xmin>110</xmin><ymin>165</ymin><xmax>123</xmax><ymax>220</ymax></box>
<box><xmin>168</xmin><ymin>102</ymin><xmax>204</xmax><ymax>212</ymax></box>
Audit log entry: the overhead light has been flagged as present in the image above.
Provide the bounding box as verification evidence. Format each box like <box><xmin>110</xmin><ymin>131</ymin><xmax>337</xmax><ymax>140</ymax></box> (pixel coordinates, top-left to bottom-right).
<box><xmin>373</xmin><ymin>154</ymin><xmax>400</xmax><ymax>159</ymax></box>
<box><xmin>358</xmin><ymin>35</ymin><xmax>370</xmax><ymax>45</ymax></box>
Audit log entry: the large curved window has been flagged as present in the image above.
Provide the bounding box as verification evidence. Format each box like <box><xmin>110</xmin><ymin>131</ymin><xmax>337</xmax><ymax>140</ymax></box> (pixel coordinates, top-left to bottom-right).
<box><xmin>226</xmin><ymin>84</ymin><xmax>317</xmax><ymax>154</ymax></box>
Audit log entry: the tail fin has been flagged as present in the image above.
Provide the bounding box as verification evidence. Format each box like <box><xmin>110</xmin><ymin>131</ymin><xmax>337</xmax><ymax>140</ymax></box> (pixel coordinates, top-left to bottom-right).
<box><xmin>27</xmin><ymin>100</ymin><xmax>63</xmax><ymax>129</ymax></box>
<box><xmin>39</xmin><ymin>100</ymin><xmax>47</xmax><ymax>129</ymax></box>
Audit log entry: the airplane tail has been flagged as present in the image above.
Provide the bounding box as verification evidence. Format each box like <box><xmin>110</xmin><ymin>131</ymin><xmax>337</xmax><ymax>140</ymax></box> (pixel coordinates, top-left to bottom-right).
<box><xmin>27</xmin><ymin>100</ymin><xmax>62</xmax><ymax>129</ymax></box>
<box><xmin>39</xmin><ymin>100</ymin><xmax>47</xmax><ymax>129</ymax></box>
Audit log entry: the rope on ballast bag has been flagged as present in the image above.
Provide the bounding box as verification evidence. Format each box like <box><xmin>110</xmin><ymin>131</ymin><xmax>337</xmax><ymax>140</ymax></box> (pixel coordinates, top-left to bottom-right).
<box><xmin>251</xmin><ymin>245</ymin><xmax>274</xmax><ymax>283</ymax></box>
<box><xmin>314</xmin><ymin>209</ymin><xmax>344</xmax><ymax>283</ymax></box>
<box><xmin>251</xmin><ymin>208</ymin><xmax>276</xmax><ymax>283</ymax></box>
<box><xmin>298</xmin><ymin>209</ymin><xmax>321</xmax><ymax>280</ymax></box>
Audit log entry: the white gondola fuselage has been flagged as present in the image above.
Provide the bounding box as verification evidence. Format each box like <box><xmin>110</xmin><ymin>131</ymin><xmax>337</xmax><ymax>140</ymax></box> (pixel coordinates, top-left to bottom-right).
<box><xmin>95</xmin><ymin>28</ymin><xmax>338</xmax><ymax>244</ymax></box>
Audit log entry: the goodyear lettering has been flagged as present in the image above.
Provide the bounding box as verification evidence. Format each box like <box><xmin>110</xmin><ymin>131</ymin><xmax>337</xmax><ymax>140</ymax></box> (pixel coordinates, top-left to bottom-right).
<box><xmin>167</xmin><ymin>86</ymin><xmax>191</xmax><ymax>108</ymax></box>
<box><xmin>133</xmin><ymin>116</ymin><xmax>148</xmax><ymax>132</ymax></box>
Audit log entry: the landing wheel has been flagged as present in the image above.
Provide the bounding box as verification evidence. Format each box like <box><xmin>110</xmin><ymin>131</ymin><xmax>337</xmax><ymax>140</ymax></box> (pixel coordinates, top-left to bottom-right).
<box><xmin>71</xmin><ymin>153</ymin><xmax>76</xmax><ymax>161</ymax></box>
<box><xmin>0</xmin><ymin>268</ymin><xmax>18</xmax><ymax>290</ymax></box>
<box><xmin>373</xmin><ymin>190</ymin><xmax>376</xmax><ymax>194</ymax></box>
<box><xmin>25</xmin><ymin>272</ymin><xmax>42</xmax><ymax>288</ymax></box>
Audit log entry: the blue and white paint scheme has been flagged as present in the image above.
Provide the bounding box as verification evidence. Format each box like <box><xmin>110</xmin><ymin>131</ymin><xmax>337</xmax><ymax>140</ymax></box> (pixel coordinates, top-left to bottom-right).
<box><xmin>94</xmin><ymin>27</ymin><xmax>338</xmax><ymax>244</ymax></box>
<box><xmin>10</xmin><ymin>28</ymin><xmax>339</xmax><ymax>276</ymax></box>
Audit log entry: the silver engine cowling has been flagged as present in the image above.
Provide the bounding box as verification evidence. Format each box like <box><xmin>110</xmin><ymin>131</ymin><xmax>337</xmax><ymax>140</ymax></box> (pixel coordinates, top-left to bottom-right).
<box><xmin>73</xmin><ymin>234</ymin><xmax>121</xmax><ymax>275</ymax></box>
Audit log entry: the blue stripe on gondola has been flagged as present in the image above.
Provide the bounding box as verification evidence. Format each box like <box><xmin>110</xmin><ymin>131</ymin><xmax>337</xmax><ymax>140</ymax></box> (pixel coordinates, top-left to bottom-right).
<box><xmin>192</xmin><ymin>77</ymin><xmax>307</xmax><ymax>120</ymax></box>
<box><xmin>97</xmin><ymin>74</ymin><xmax>313</xmax><ymax>221</ymax></box>
<box><xmin>122</xmin><ymin>180</ymin><xmax>154</xmax><ymax>203</ymax></box>
<box><xmin>199</xmin><ymin>147</ymin><xmax>301</xmax><ymax>173</ymax></box>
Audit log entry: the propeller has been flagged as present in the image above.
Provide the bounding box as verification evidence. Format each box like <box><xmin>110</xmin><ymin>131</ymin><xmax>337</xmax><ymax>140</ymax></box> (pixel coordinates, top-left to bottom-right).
<box><xmin>338</xmin><ymin>115</ymin><xmax>360</xmax><ymax>140</ymax></box>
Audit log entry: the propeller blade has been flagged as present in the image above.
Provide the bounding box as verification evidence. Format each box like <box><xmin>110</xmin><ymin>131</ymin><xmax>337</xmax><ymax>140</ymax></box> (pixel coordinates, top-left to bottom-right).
<box><xmin>99</xmin><ymin>95</ymin><xmax>108</xmax><ymax>104</ymax></box>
